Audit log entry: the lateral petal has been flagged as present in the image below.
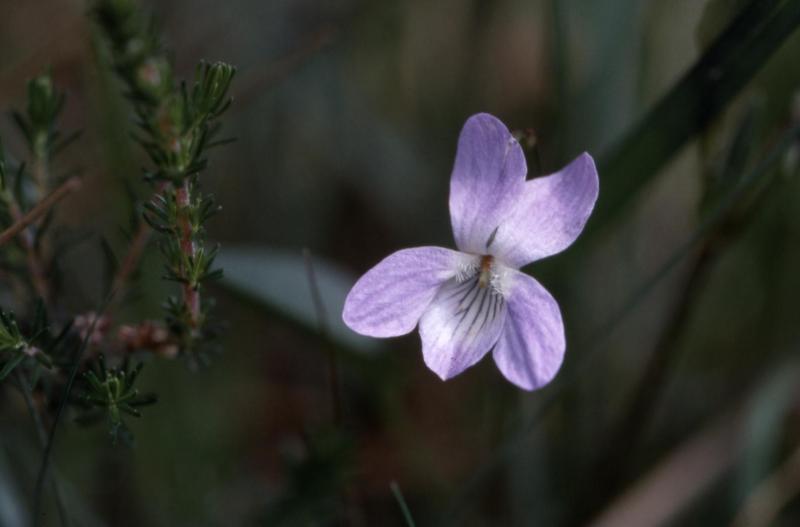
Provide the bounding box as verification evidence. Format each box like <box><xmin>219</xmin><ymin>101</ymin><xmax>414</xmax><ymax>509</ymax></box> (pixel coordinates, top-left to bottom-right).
<box><xmin>342</xmin><ymin>247</ymin><xmax>467</xmax><ymax>337</ymax></box>
<box><xmin>492</xmin><ymin>270</ymin><xmax>565</xmax><ymax>391</ymax></box>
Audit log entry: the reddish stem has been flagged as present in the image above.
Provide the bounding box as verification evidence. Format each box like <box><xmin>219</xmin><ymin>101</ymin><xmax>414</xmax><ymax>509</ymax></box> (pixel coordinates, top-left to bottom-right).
<box><xmin>175</xmin><ymin>180</ymin><xmax>200</xmax><ymax>328</ymax></box>
<box><xmin>110</xmin><ymin>222</ymin><xmax>151</xmax><ymax>297</ymax></box>
<box><xmin>0</xmin><ymin>177</ymin><xmax>81</xmax><ymax>247</ymax></box>
<box><xmin>109</xmin><ymin>182</ymin><xmax>169</xmax><ymax>309</ymax></box>
<box><xmin>8</xmin><ymin>202</ymin><xmax>49</xmax><ymax>303</ymax></box>
<box><xmin>0</xmin><ymin>176</ymin><xmax>80</xmax><ymax>303</ymax></box>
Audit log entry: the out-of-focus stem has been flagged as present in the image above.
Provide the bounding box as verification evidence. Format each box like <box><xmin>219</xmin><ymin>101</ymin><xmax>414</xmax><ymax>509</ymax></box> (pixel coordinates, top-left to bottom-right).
<box><xmin>15</xmin><ymin>371</ymin><xmax>68</xmax><ymax>527</ymax></box>
<box><xmin>175</xmin><ymin>179</ymin><xmax>200</xmax><ymax>328</ymax></box>
<box><xmin>731</xmin><ymin>440</ymin><xmax>800</xmax><ymax>527</ymax></box>
<box><xmin>390</xmin><ymin>481</ymin><xmax>417</xmax><ymax>527</ymax></box>
<box><xmin>31</xmin><ymin>157</ymin><xmax>49</xmax><ymax>197</ymax></box>
<box><xmin>109</xmin><ymin>182</ymin><xmax>168</xmax><ymax>311</ymax></box>
<box><xmin>303</xmin><ymin>249</ymin><xmax>342</xmax><ymax>424</ymax></box>
<box><xmin>8</xmin><ymin>202</ymin><xmax>49</xmax><ymax>302</ymax></box>
<box><xmin>590</xmin><ymin>402</ymin><xmax>746</xmax><ymax>527</ymax></box>
<box><xmin>111</xmin><ymin>222</ymin><xmax>151</xmax><ymax>294</ymax></box>
<box><xmin>33</xmin><ymin>295</ymin><xmax>112</xmax><ymax>527</ymax></box>
<box><xmin>575</xmin><ymin>237</ymin><xmax>721</xmax><ymax>526</ymax></box>
<box><xmin>302</xmin><ymin>248</ymin><xmax>360</xmax><ymax>524</ymax></box>
<box><xmin>0</xmin><ymin>176</ymin><xmax>81</xmax><ymax>247</ymax></box>
<box><xmin>1</xmin><ymin>176</ymin><xmax>80</xmax><ymax>303</ymax></box>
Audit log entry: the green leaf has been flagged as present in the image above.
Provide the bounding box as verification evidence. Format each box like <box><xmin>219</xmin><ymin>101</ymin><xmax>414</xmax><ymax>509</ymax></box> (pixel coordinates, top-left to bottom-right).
<box><xmin>216</xmin><ymin>246</ymin><xmax>378</xmax><ymax>355</ymax></box>
<box><xmin>593</xmin><ymin>0</ymin><xmax>800</xmax><ymax>228</ymax></box>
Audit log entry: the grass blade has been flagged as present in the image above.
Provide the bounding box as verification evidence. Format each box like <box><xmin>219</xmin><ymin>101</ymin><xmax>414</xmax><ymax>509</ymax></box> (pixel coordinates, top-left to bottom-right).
<box><xmin>593</xmin><ymin>0</ymin><xmax>800</xmax><ymax>227</ymax></box>
<box><xmin>390</xmin><ymin>481</ymin><xmax>417</xmax><ymax>527</ymax></box>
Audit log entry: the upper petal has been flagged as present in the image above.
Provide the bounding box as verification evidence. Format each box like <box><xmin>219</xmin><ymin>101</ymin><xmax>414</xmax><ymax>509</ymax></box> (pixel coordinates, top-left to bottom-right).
<box><xmin>342</xmin><ymin>247</ymin><xmax>467</xmax><ymax>338</ymax></box>
<box><xmin>419</xmin><ymin>274</ymin><xmax>507</xmax><ymax>381</ymax></box>
<box><xmin>492</xmin><ymin>270</ymin><xmax>565</xmax><ymax>391</ymax></box>
<box><xmin>449</xmin><ymin>113</ymin><xmax>527</xmax><ymax>255</ymax></box>
<box><xmin>490</xmin><ymin>153</ymin><xmax>599</xmax><ymax>268</ymax></box>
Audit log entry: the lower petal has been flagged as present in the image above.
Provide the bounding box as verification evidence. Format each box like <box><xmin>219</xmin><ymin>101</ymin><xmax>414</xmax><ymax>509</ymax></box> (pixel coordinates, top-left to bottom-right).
<box><xmin>420</xmin><ymin>275</ymin><xmax>507</xmax><ymax>381</ymax></box>
<box><xmin>492</xmin><ymin>270</ymin><xmax>565</xmax><ymax>391</ymax></box>
<box><xmin>343</xmin><ymin>247</ymin><xmax>467</xmax><ymax>338</ymax></box>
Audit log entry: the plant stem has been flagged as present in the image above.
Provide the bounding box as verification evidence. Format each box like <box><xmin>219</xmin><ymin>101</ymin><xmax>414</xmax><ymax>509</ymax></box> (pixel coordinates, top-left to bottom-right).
<box><xmin>7</xmin><ymin>201</ymin><xmax>49</xmax><ymax>302</ymax></box>
<box><xmin>390</xmin><ymin>481</ymin><xmax>416</xmax><ymax>527</ymax></box>
<box><xmin>731</xmin><ymin>439</ymin><xmax>800</xmax><ymax>527</ymax></box>
<box><xmin>0</xmin><ymin>176</ymin><xmax>81</xmax><ymax>247</ymax></box>
<box><xmin>6</xmin><ymin>176</ymin><xmax>80</xmax><ymax>303</ymax></box>
<box><xmin>109</xmin><ymin>182</ymin><xmax>168</xmax><ymax>311</ymax></box>
<box><xmin>15</xmin><ymin>370</ymin><xmax>69</xmax><ymax>527</ymax></box>
<box><xmin>33</xmin><ymin>294</ymin><xmax>112</xmax><ymax>527</ymax></box>
<box><xmin>110</xmin><ymin>222</ymin><xmax>151</xmax><ymax>298</ymax></box>
<box><xmin>175</xmin><ymin>180</ymin><xmax>200</xmax><ymax>328</ymax></box>
<box><xmin>303</xmin><ymin>249</ymin><xmax>359</xmax><ymax>524</ymax></box>
<box><xmin>579</xmin><ymin>120</ymin><xmax>792</xmax><ymax>521</ymax></box>
<box><xmin>0</xmin><ymin>170</ymin><xmax>79</xmax><ymax>304</ymax></box>
<box><xmin>576</xmin><ymin>238</ymin><xmax>721</xmax><ymax>524</ymax></box>
<box><xmin>31</xmin><ymin>157</ymin><xmax>49</xmax><ymax>197</ymax></box>
<box><xmin>303</xmin><ymin>248</ymin><xmax>342</xmax><ymax>424</ymax></box>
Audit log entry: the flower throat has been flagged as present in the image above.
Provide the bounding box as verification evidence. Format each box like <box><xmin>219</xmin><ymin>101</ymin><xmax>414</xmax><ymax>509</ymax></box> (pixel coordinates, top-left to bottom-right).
<box><xmin>478</xmin><ymin>255</ymin><xmax>494</xmax><ymax>288</ymax></box>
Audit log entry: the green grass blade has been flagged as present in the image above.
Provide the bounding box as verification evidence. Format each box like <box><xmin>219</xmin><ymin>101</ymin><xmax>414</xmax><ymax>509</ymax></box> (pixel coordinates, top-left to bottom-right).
<box><xmin>593</xmin><ymin>0</ymin><xmax>800</xmax><ymax>227</ymax></box>
<box><xmin>390</xmin><ymin>481</ymin><xmax>417</xmax><ymax>527</ymax></box>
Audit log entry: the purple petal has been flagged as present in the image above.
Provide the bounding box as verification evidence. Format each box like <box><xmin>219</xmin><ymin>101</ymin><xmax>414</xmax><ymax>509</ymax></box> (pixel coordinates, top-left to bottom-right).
<box><xmin>419</xmin><ymin>275</ymin><xmax>507</xmax><ymax>380</ymax></box>
<box><xmin>343</xmin><ymin>247</ymin><xmax>466</xmax><ymax>337</ymax></box>
<box><xmin>492</xmin><ymin>270</ymin><xmax>565</xmax><ymax>391</ymax></box>
<box><xmin>490</xmin><ymin>153</ymin><xmax>599</xmax><ymax>268</ymax></box>
<box><xmin>449</xmin><ymin>113</ymin><xmax>527</xmax><ymax>255</ymax></box>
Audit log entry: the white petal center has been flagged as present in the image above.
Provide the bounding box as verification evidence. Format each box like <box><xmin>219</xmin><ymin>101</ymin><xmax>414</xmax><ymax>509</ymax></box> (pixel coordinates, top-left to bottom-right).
<box><xmin>453</xmin><ymin>253</ymin><xmax>514</xmax><ymax>299</ymax></box>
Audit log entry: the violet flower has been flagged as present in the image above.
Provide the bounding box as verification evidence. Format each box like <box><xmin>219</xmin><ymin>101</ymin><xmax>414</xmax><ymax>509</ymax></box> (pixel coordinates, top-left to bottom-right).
<box><xmin>343</xmin><ymin>113</ymin><xmax>599</xmax><ymax>390</ymax></box>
